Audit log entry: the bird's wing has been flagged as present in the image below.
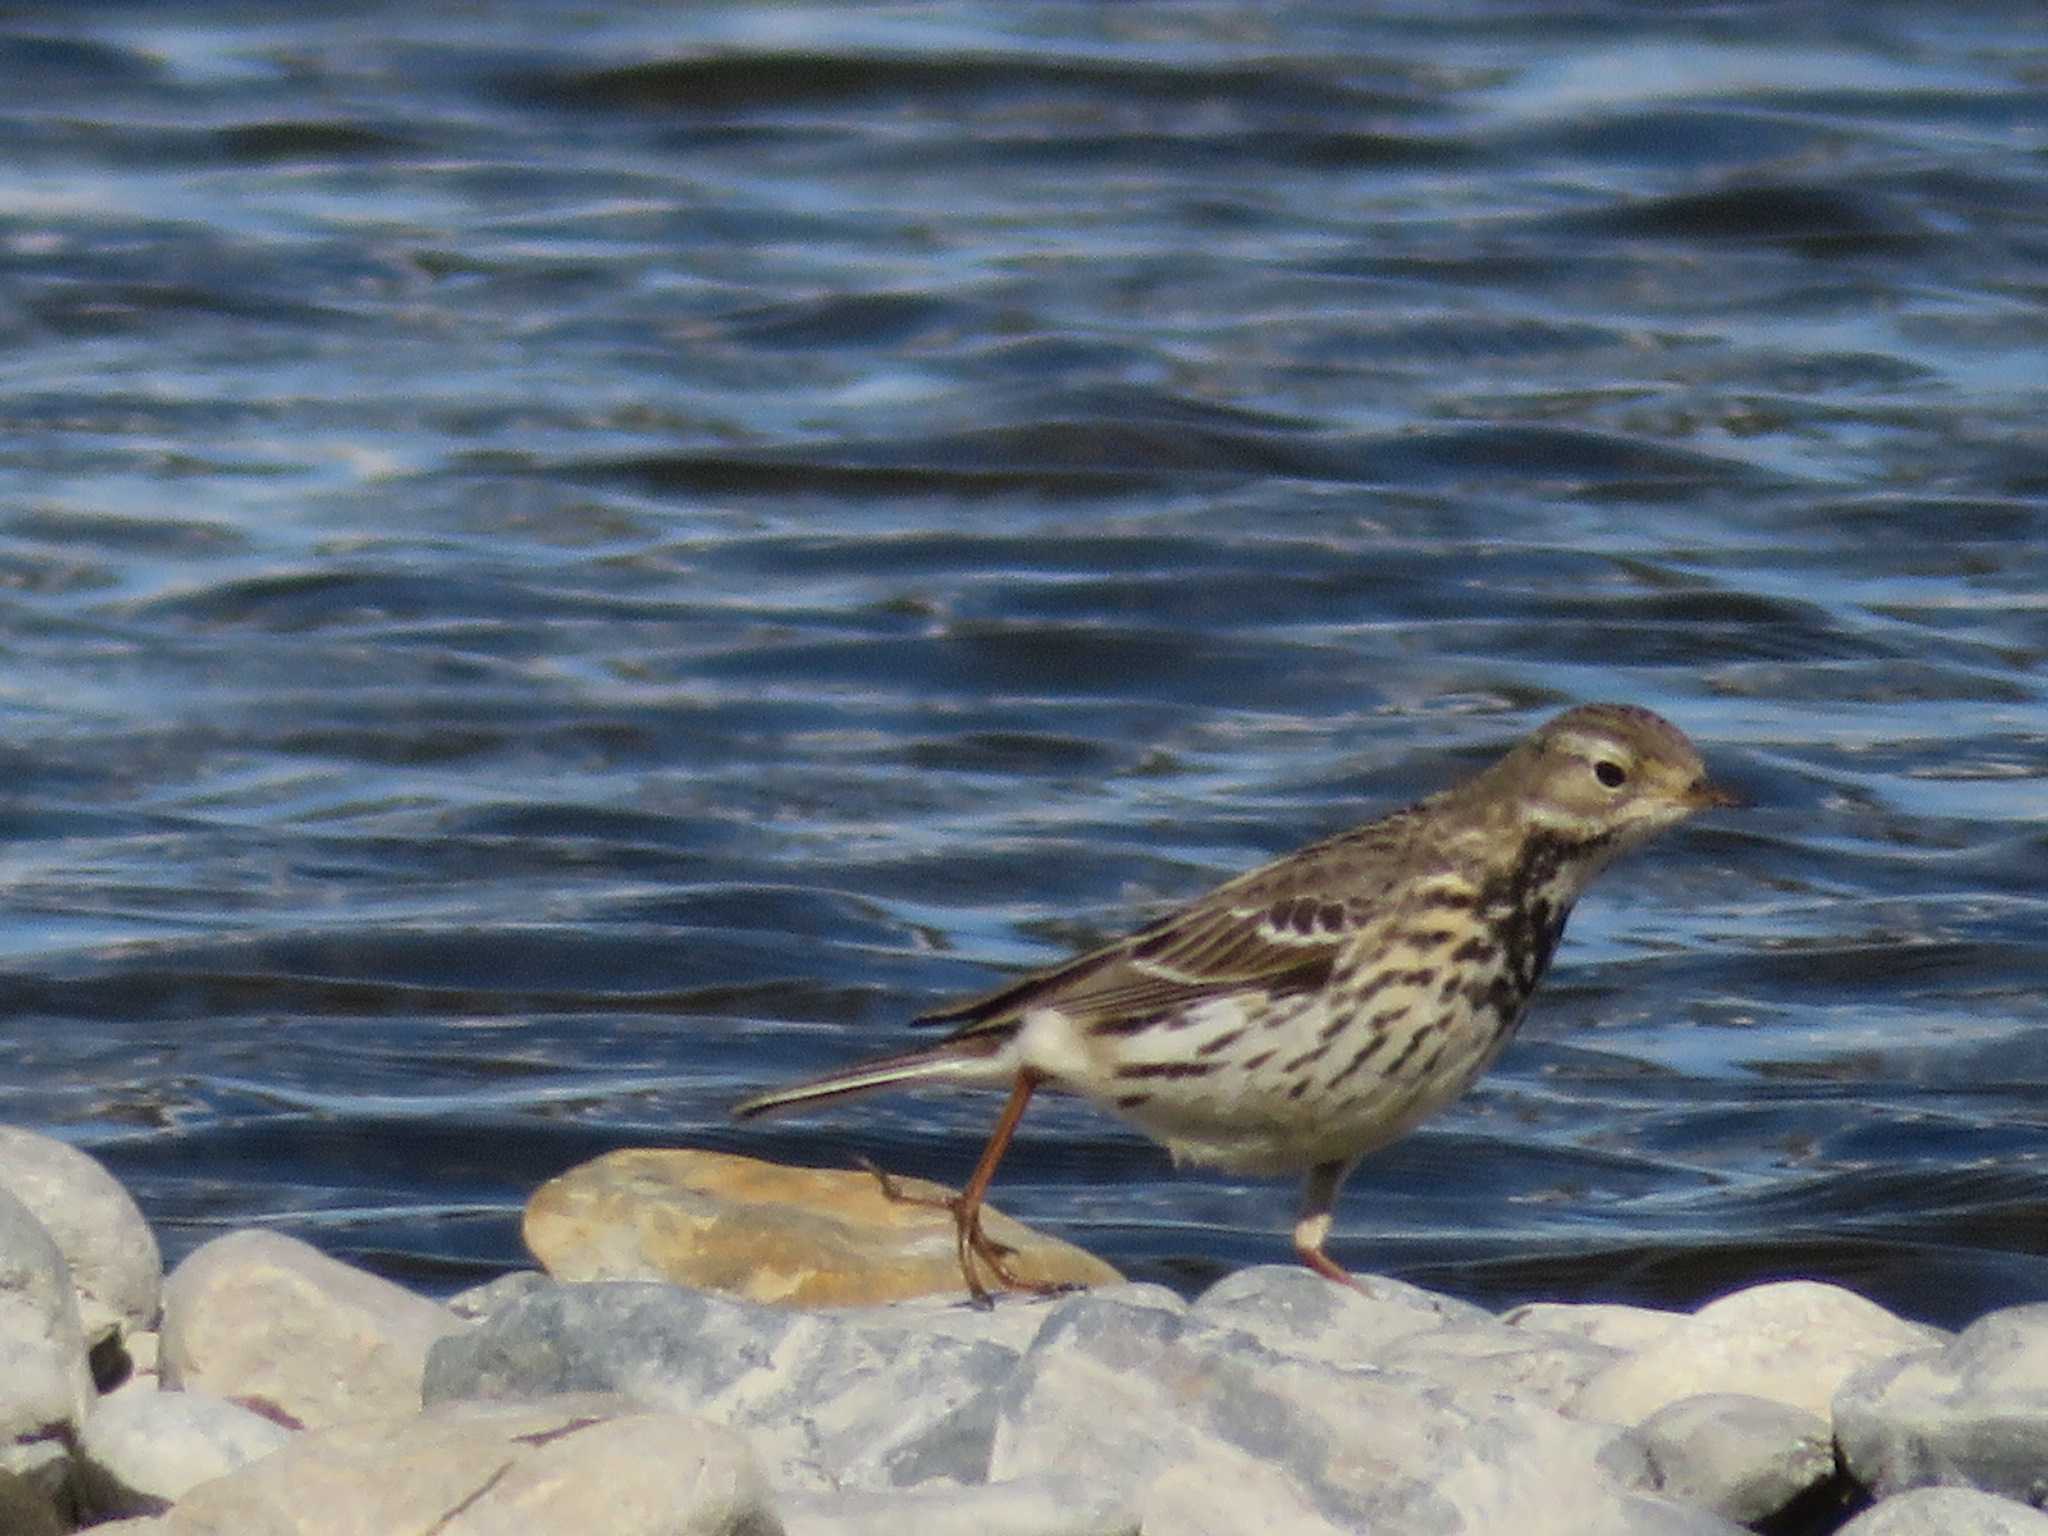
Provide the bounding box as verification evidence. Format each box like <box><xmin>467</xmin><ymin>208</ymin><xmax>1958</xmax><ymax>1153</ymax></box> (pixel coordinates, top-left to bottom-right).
<box><xmin>918</xmin><ymin>809</ymin><xmax>1431</xmax><ymax>1038</ymax></box>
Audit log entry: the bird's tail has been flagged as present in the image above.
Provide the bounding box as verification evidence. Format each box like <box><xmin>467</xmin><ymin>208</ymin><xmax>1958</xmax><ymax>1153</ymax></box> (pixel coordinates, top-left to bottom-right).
<box><xmin>732</xmin><ymin>1032</ymin><xmax>1010</xmax><ymax>1119</ymax></box>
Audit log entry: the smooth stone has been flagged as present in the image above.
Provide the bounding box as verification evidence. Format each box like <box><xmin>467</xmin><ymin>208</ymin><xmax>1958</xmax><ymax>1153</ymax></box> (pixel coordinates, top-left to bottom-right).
<box><xmin>424</xmin><ymin>1277</ymin><xmax>1040</xmax><ymax>1491</ymax></box>
<box><xmin>1138</xmin><ymin>1447</ymin><xmax>1348</xmax><ymax>1536</ymax></box>
<box><xmin>1570</xmin><ymin>1280</ymin><xmax>1943</xmax><ymax>1426</ymax></box>
<box><xmin>0</xmin><ymin>1127</ymin><xmax>162</xmax><ymax>1346</ymax></box>
<box><xmin>989</xmin><ymin>1289</ymin><xmax>1744</xmax><ymax>1535</ymax></box>
<box><xmin>1834</xmin><ymin>1487</ymin><xmax>2048</xmax><ymax>1536</ymax></box>
<box><xmin>523</xmin><ymin>1147</ymin><xmax>1122</xmax><ymax>1305</ymax></box>
<box><xmin>0</xmin><ymin>1185</ymin><xmax>94</xmax><ymax>1438</ymax></box>
<box><xmin>1834</xmin><ymin>1301</ymin><xmax>2048</xmax><ymax>1504</ymax></box>
<box><xmin>78</xmin><ymin>1387</ymin><xmax>297</xmax><ymax>1518</ymax></box>
<box><xmin>158</xmin><ymin>1393</ymin><xmax>778</xmax><ymax>1536</ymax></box>
<box><xmin>1187</xmin><ymin>1263</ymin><xmax>1490</xmax><ymax>1366</ymax></box>
<box><xmin>1503</xmin><ymin>1299</ymin><xmax>1684</xmax><ymax>1355</ymax></box>
<box><xmin>779</xmin><ymin>1473</ymin><xmax>1130</xmax><ymax>1536</ymax></box>
<box><xmin>160</xmin><ymin>1229</ymin><xmax>465</xmax><ymax>1430</ymax></box>
<box><xmin>1602</xmin><ymin>1392</ymin><xmax>1837</xmax><ymax>1528</ymax></box>
<box><xmin>1372</xmin><ymin>1316</ymin><xmax>1625</xmax><ymax>1411</ymax></box>
<box><xmin>445</xmin><ymin>1268</ymin><xmax>552</xmax><ymax>1320</ymax></box>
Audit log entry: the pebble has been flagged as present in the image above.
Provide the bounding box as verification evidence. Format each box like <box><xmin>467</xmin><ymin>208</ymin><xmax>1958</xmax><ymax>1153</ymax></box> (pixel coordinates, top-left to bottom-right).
<box><xmin>780</xmin><ymin>1473</ymin><xmax>1130</xmax><ymax>1536</ymax></box>
<box><xmin>8</xmin><ymin>1124</ymin><xmax>2048</xmax><ymax>1536</ymax></box>
<box><xmin>424</xmin><ymin>1272</ymin><xmax>1043</xmax><ymax>1489</ymax></box>
<box><xmin>1834</xmin><ymin>1301</ymin><xmax>2048</xmax><ymax>1505</ymax></box>
<box><xmin>523</xmin><ymin>1146</ymin><xmax>1122</xmax><ymax>1303</ymax></box>
<box><xmin>1602</xmin><ymin>1392</ymin><xmax>1839</xmax><ymax>1528</ymax></box>
<box><xmin>75</xmin><ymin>1388</ymin><xmax>295</xmax><ymax>1519</ymax></box>
<box><xmin>159</xmin><ymin>1393</ymin><xmax>775</xmax><ymax>1536</ymax></box>
<box><xmin>160</xmin><ymin>1228</ymin><xmax>465</xmax><ymax>1429</ymax></box>
<box><xmin>0</xmin><ymin>1128</ymin><xmax>162</xmax><ymax>1348</ymax></box>
<box><xmin>1834</xmin><ymin>1486</ymin><xmax>2048</xmax><ymax>1535</ymax></box>
<box><xmin>1569</xmin><ymin>1279</ymin><xmax>1945</xmax><ymax>1426</ymax></box>
<box><xmin>1185</xmin><ymin>1261</ymin><xmax>1489</xmax><ymax>1364</ymax></box>
<box><xmin>0</xmin><ymin>1184</ymin><xmax>96</xmax><ymax>1535</ymax></box>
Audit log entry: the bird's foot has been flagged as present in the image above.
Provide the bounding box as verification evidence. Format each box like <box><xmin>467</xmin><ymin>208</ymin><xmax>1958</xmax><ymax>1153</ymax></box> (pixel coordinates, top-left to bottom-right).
<box><xmin>855</xmin><ymin>1157</ymin><xmax>1071</xmax><ymax>1302</ymax></box>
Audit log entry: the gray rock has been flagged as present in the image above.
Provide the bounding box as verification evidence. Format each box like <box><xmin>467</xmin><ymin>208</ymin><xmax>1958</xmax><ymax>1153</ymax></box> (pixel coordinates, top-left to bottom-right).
<box><xmin>158</xmin><ymin>1393</ymin><xmax>779</xmax><ymax>1536</ymax></box>
<box><xmin>1572</xmin><ymin>1280</ymin><xmax>1942</xmax><ymax>1427</ymax></box>
<box><xmin>989</xmin><ymin>1288</ymin><xmax>1742</xmax><ymax>1535</ymax></box>
<box><xmin>424</xmin><ymin>1278</ymin><xmax>1028</xmax><ymax>1490</ymax></box>
<box><xmin>1188</xmin><ymin>1264</ymin><xmax>1488</xmax><ymax>1366</ymax></box>
<box><xmin>160</xmin><ymin>1229</ymin><xmax>466</xmax><ymax>1430</ymax></box>
<box><xmin>1834</xmin><ymin>1301</ymin><xmax>2048</xmax><ymax>1504</ymax></box>
<box><xmin>1835</xmin><ymin>1487</ymin><xmax>2048</xmax><ymax>1536</ymax></box>
<box><xmin>445</xmin><ymin>1268</ymin><xmax>552</xmax><ymax>1321</ymax></box>
<box><xmin>0</xmin><ymin>1127</ymin><xmax>162</xmax><ymax>1345</ymax></box>
<box><xmin>780</xmin><ymin>1473</ymin><xmax>1131</xmax><ymax>1536</ymax></box>
<box><xmin>1602</xmin><ymin>1392</ymin><xmax>1836</xmax><ymax>1527</ymax></box>
<box><xmin>78</xmin><ymin>1387</ymin><xmax>297</xmax><ymax>1518</ymax></box>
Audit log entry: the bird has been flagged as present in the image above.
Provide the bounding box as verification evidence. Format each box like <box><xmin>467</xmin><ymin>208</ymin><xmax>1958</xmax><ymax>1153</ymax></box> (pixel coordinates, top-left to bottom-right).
<box><xmin>734</xmin><ymin>702</ymin><xmax>1737</xmax><ymax>1300</ymax></box>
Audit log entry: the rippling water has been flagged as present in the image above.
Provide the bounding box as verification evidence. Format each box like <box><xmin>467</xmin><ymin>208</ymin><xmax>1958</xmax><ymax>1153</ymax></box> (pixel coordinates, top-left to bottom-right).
<box><xmin>1</xmin><ymin>2</ymin><xmax>2045</xmax><ymax>1328</ymax></box>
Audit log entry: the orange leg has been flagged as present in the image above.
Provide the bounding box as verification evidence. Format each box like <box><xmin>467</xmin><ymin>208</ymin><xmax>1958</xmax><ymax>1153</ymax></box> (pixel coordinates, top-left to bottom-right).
<box><xmin>864</xmin><ymin>1069</ymin><xmax>1063</xmax><ymax>1302</ymax></box>
<box><xmin>948</xmin><ymin>1069</ymin><xmax>1047</xmax><ymax>1300</ymax></box>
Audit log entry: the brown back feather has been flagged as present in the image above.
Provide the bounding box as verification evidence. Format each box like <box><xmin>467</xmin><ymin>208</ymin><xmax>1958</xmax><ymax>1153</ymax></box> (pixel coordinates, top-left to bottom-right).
<box><xmin>914</xmin><ymin>800</ymin><xmax>1442</xmax><ymax>1041</ymax></box>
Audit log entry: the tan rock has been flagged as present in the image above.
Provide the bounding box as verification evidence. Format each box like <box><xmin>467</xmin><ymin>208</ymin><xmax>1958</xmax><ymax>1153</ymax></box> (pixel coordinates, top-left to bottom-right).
<box><xmin>523</xmin><ymin>1148</ymin><xmax>1122</xmax><ymax>1306</ymax></box>
<box><xmin>160</xmin><ymin>1394</ymin><xmax>777</xmax><ymax>1536</ymax></box>
<box><xmin>160</xmin><ymin>1231</ymin><xmax>465</xmax><ymax>1429</ymax></box>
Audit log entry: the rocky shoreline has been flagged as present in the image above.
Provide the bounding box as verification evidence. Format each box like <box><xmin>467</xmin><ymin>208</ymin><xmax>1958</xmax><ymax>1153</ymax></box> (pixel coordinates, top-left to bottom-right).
<box><xmin>4</xmin><ymin>1127</ymin><xmax>2047</xmax><ymax>1536</ymax></box>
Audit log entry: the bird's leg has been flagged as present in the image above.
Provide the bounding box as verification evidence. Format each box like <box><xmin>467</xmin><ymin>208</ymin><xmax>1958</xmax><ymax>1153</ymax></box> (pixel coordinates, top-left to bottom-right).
<box><xmin>1294</xmin><ymin>1158</ymin><xmax>1366</xmax><ymax>1291</ymax></box>
<box><xmin>862</xmin><ymin>1069</ymin><xmax>1060</xmax><ymax>1302</ymax></box>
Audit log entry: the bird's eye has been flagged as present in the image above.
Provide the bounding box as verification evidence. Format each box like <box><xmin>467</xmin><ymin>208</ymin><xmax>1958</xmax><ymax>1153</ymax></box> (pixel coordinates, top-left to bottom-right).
<box><xmin>1593</xmin><ymin>760</ymin><xmax>1628</xmax><ymax>789</ymax></box>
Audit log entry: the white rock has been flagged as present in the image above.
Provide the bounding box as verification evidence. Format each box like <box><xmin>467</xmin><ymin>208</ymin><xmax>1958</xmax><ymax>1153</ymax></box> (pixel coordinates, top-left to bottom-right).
<box><xmin>160</xmin><ymin>1229</ymin><xmax>465</xmax><ymax>1429</ymax></box>
<box><xmin>158</xmin><ymin>1393</ymin><xmax>777</xmax><ymax>1536</ymax></box>
<box><xmin>0</xmin><ymin>1185</ymin><xmax>94</xmax><ymax>1531</ymax></box>
<box><xmin>78</xmin><ymin>1388</ymin><xmax>297</xmax><ymax>1517</ymax></box>
<box><xmin>1189</xmin><ymin>1264</ymin><xmax>1488</xmax><ymax>1366</ymax></box>
<box><xmin>990</xmin><ymin>1289</ymin><xmax>1742</xmax><ymax>1535</ymax></box>
<box><xmin>1571</xmin><ymin>1280</ymin><xmax>1942</xmax><ymax>1426</ymax></box>
<box><xmin>0</xmin><ymin>1186</ymin><xmax>94</xmax><ymax>1441</ymax></box>
<box><xmin>1373</xmin><ymin>1317</ymin><xmax>1624</xmax><ymax>1411</ymax></box>
<box><xmin>1503</xmin><ymin>1299</ymin><xmax>1683</xmax><ymax>1355</ymax></box>
<box><xmin>781</xmin><ymin>1473</ymin><xmax>1129</xmax><ymax>1536</ymax></box>
<box><xmin>424</xmin><ymin>1277</ymin><xmax>1028</xmax><ymax>1491</ymax></box>
<box><xmin>0</xmin><ymin>1127</ymin><xmax>162</xmax><ymax>1345</ymax></box>
<box><xmin>1603</xmin><ymin>1392</ymin><xmax>1835</xmax><ymax>1527</ymax></box>
<box><xmin>1835</xmin><ymin>1487</ymin><xmax>2048</xmax><ymax>1536</ymax></box>
<box><xmin>1138</xmin><ymin>1447</ymin><xmax>1345</xmax><ymax>1536</ymax></box>
<box><xmin>1835</xmin><ymin>1301</ymin><xmax>2048</xmax><ymax>1504</ymax></box>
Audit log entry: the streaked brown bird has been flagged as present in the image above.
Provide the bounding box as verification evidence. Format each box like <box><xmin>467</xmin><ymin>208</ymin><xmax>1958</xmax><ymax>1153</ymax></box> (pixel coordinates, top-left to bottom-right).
<box><xmin>735</xmin><ymin>702</ymin><xmax>1736</xmax><ymax>1299</ymax></box>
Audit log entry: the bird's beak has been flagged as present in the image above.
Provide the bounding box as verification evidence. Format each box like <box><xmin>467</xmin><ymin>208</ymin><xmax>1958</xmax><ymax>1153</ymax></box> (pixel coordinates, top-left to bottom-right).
<box><xmin>1687</xmin><ymin>778</ymin><xmax>1745</xmax><ymax>811</ymax></box>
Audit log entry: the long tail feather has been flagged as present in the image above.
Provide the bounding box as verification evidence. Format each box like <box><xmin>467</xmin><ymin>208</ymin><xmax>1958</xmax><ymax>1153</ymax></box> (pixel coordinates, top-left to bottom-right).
<box><xmin>732</xmin><ymin>1034</ymin><xmax>1008</xmax><ymax>1119</ymax></box>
